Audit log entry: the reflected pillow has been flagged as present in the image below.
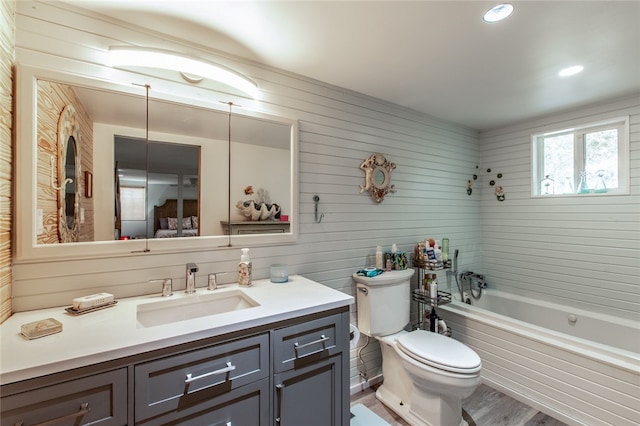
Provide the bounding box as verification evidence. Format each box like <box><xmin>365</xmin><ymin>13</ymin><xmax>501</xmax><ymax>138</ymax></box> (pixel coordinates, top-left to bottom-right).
<box><xmin>191</xmin><ymin>216</ymin><xmax>198</xmax><ymax>229</ymax></box>
<box><xmin>160</xmin><ymin>217</ymin><xmax>169</xmax><ymax>229</ymax></box>
<box><xmin>182</xmin><ymin>217</ymin><xmax>192</xmax><ymax>229</ymax></box>
<box><xmin>168</xmin><ymin>217</ymin><xmax>178</xmax><ymax>230</ymax></box>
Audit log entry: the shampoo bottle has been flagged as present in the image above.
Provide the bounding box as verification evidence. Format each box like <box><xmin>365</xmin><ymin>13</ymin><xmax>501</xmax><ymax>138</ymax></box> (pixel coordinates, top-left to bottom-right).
<box><xmin>238</xmin><ymin>248</ymin><xmax>252</xmax><ymax>287</ymax></box>
<box><xmin>429</xmin><ymin>308</ymin><xmax>438</xmax><ymax>332</ymax></box>
<box><xmin>434</xmin><ymin>240</ymin><xmax>442</xmax><ymax>262</ymax></box>
<box><xmin>375</xmin><ymin>246</ymin><xmax>383</xmax><ymax>269</ymax></box>
<box><xmin>430</xmin><ymin>274</ymin><xmax>438</xmax><ymax>301</ymax></box>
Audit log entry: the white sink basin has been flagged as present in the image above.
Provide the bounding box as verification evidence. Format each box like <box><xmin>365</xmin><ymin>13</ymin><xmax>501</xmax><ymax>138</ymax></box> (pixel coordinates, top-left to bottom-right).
<box><xmin>136</xmin><ymin>289</ymin><xmax>259</xmax><ymax>328</ymax></box>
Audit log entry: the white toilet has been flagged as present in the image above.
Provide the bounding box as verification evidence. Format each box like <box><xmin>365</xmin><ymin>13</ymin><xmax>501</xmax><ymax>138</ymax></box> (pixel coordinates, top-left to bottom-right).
<box><xmin>354</xmin><ymin>269</ymin><xmax>481</xmax><ymax>426</ymax></box>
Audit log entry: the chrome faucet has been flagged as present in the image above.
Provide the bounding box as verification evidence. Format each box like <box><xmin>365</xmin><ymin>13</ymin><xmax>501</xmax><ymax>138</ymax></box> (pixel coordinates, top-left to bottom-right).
<box><xmin>186</xmin><ymin>263</ymin><xmax>199</xmax><ymax>294</ymax></box>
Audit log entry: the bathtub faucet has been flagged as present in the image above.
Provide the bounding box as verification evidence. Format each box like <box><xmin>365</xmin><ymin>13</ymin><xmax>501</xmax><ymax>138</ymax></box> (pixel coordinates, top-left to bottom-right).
<box><xmin>460</xmin><ymin>271</ymin><xmax>487</xmax><ymax>289</ymax></box>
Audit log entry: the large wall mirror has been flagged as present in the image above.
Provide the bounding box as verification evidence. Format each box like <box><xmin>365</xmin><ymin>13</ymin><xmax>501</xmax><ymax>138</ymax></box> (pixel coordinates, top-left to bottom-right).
<box><xmin>16</xmin><ymin>65</ymin><xmax>298</xmax><ymax>260</ymax></box>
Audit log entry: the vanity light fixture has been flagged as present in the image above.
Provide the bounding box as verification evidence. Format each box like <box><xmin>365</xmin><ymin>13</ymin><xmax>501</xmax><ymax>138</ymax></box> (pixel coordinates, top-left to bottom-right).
<box><xmin>558</xmin><ymin>65</ymin><xmax>584</xmax><ymax>77</ymax></box>
<box><xmin>483</xmin><ymin>3</ymin><xmax>514</xmax><ymax>23</ymax></box>
<box><xmin>108</xmin><ymin>46</ymin><xmax>258</xmax><ymax>99</ymax></box>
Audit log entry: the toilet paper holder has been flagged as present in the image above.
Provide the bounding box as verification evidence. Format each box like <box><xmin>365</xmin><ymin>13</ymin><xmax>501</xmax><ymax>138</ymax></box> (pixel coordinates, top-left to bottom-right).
<box><xmin>349</xmin><ymin>324</ymin><xmax>360</xmax><ymax>349</ymax></box>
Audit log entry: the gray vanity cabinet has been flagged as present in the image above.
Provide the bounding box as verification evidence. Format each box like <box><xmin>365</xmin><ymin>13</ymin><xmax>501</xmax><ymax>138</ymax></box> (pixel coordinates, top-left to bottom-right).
<box><xmin>272</xmin><ymin>312</ymin><xmax>349</xmax><ymax>426</ymax></box>
<box><xmin>0</xmin><ymin>368</ymin><xmax>128</xmax><ymax>425</ymax></box>
<box><xmin>134</xmin><ymin>333</ymin><xmax>270</xmax><ymax>425</ymax></box>
<box><xmin>1</xmin><ymin>308</ymin><xmax>350</xmax><ymax>426</ymax></box>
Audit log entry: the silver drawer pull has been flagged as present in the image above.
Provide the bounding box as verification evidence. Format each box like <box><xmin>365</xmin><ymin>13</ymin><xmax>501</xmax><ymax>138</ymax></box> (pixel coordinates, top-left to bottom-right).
<box><xmin>17</xmin><ymin>402</ymin><xmax>90</xmax><ymax>426</ymax></box>
<box><xmin>185</xmin><ymin>362</ymin><xmax>236</xmax><ymax>384</ymax></box>
<box><xmin>275</xmin><ymin>384</ymin><xmax>284</xmax><ymax>424</ymax></box>
<box><xmin>293</xmin><ymin>334</ymin><xmax>330</xmax><ymax>358</ymax></box>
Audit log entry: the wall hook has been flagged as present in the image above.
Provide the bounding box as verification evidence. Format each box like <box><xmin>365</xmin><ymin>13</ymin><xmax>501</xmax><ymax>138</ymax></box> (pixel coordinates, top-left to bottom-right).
<box><xmin>313</xmin><ymin>195</ymin><xmax>325</xmax><ymax>223</ymax></box>
<box><xmin>50</xmin><ymin>156</ymin><xmax>73</xmax><ymax>191</ymax></box>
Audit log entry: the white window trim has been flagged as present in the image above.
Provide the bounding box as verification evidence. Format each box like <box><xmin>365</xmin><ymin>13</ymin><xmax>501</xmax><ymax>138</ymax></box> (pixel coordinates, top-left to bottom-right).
<box><xmin>120</xmin><ymin>186</ymin><xmax>147</xmax><ymax>221</ymax></box>
<box><xmin>531</xmin><ymin>116</ymin><xmax>629</xmax><ymax>197</ymax></box>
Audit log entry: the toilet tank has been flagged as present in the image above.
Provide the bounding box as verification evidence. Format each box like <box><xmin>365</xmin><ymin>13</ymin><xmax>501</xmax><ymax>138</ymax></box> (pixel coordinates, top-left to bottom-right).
<box><xmin>353</xmin><ymin>269</ymin><xmax>415</xmax><ymax>337</ymax></box>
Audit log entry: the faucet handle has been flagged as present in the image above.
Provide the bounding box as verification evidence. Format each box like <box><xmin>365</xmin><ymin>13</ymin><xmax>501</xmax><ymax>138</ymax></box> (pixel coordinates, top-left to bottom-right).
<box><xmin>162</xmin><ymin>279</ymin><xmax>173</xmax><ymax>296</ymax></box>
<box><xmin>208</xmin><ymin>272</ymin><xmax>228</xmax><ymax>290</ymax></box>
<box><xmin>187</xmin><ymin>262</ymin><xmax>199</xmax><ymax>273</ymax></box>
<box><xmin>150</xmin><ymin>279</ymin><xmax>173</xmax><ymax>296</ymax></box>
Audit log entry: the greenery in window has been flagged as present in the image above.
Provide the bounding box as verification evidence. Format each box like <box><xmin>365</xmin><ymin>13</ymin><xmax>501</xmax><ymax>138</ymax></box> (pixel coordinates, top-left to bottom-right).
<box><xmin>532</xmin><ymin>117</ymin><xmax>628</xmax><ymax>196</ymax></box>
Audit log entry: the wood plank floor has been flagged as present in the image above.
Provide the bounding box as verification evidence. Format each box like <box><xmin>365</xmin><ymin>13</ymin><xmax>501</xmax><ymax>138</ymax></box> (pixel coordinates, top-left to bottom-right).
<box><xmin>351</xmin><ymin>383</ymin><xmax>568</xmax><ymax>426</ymax></box>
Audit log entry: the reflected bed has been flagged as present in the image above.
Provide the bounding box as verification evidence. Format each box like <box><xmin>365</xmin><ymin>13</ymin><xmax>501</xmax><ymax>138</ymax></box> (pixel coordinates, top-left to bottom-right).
<box><xmin>153</xmin><ymin>199</ymin><xmax>199</xmax><ymax>238</ymax></box>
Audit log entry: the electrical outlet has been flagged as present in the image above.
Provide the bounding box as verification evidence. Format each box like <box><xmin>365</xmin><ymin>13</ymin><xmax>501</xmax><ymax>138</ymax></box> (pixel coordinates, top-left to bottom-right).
<box><xmin>37</xmin><ymin>209</ymin><xmax>43</xmax><ymax>234</ymax></box>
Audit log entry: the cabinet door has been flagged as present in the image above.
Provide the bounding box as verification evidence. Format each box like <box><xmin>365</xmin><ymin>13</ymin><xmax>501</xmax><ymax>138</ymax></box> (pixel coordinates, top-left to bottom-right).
<box><xmin>273</xmin><ymin>355</ymin><xmax>342</xmax><ymax>426</ymax></box>
<box><xmin>141</xmin><ymin>377</ymin><xmax>270</xmax><ymax>426</ymax></box>
<box><xmin>1</xmin><ymin>368</ymin><xmax>127</xmax><ymax>426</ymax></box>
<box><xmin>135</xmin><ymin>333</ymin><xmax>268</xmax><ymax>422</ymax></box>
<box><xmin>272</xmin><ymin>313</ymin><xmax>344</xmax><ymax>373</ymax></box>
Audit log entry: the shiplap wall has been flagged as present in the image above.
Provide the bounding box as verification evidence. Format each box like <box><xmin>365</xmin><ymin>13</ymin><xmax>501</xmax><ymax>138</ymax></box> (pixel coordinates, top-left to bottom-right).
<box><xmin>11</xmin><ymin>1</ymin><xmax>481</xmax><ymax>392</ymax></box>
<box><xmin>0</xmin><ymin>0</ymin><xmax>15</xmax><ymax>323</ymax></box>
<box><xmin>478</xmin><ymin>95</ymin><xmax>640</xmax><ymax>321</ymax></box>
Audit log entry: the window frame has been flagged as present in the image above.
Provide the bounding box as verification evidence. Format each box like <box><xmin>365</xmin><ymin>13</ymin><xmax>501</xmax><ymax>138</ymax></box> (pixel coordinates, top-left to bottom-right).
<box><xmin>531</xmin><ymin>116</ymin><xmax>629</xmax><ymax>197</ymax></box>
<box><xmin>119</xmin><ymin>185</ymin><xmax>147</xmax><ymax>221</ymax></box>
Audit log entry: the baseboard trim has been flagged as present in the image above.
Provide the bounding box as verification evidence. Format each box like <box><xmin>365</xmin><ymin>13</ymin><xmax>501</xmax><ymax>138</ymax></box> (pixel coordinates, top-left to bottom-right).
<box><xmin>350</xmin><ymin>373</ymin><xmax>383</xmax><ymax>396</ymax></box>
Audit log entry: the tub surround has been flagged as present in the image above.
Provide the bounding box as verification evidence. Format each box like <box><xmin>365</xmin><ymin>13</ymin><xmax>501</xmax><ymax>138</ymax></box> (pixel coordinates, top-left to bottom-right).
<box><xmin>439</xmin><ymin>291</ymin><xmax>640</xmax><ymax>426</ymax></box>
<box><xmin>0</xmin><ymin>275</ymin><xmax>353</xmax><ymax>385</ymax></box>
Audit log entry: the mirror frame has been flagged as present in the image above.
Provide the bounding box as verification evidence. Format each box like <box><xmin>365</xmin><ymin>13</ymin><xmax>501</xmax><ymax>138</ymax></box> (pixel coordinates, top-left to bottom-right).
<box><xmin>359</xmin><ymin>153</ymin><xmax>396</xmax><ymax>203</ymax></box>
<box><xmin>16</xmin><ymin>65</ymin><xmax>298</xmax><ymax>261</ymax></box>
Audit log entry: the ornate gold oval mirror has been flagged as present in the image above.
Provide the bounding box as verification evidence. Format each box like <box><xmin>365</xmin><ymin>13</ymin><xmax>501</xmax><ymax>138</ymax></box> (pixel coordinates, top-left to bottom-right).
<box><xmin>359</xmin><ymin>153</ymin><xmax>396</xmax><ymax>203</ymax></box>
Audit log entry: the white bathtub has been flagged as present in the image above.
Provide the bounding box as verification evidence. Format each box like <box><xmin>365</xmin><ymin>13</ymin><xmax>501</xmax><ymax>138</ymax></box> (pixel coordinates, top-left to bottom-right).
<box><xmin>437</xmin><ymin>289</ymin><xmax>640</xmax><ymax>426</ymax></box>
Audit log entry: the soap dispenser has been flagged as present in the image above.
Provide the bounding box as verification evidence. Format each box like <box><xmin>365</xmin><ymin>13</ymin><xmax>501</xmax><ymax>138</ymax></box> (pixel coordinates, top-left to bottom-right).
<box><xmin>238</xmin><ymin>248</ymin><xmax>252</xmax><ymax>287</ymax></box>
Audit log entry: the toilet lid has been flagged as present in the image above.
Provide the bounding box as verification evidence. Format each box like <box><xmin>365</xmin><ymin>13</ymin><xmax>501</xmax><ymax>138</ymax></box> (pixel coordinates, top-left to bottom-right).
<box><xmin>397</xmin><ymin>330</ymin><xmax>481</xmax><ymax>374</ymax></box>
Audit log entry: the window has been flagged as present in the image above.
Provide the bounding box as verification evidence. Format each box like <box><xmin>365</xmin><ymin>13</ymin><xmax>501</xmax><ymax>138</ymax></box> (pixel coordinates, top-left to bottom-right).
<box><xmin>532</xmin><ymin>117</ymin><xmax>629</xmax><ymax>196</ymax></box>
<box><xmin>120</xmin><ymin>186</ymin><xmax>146</xmax><ymax>220</ymax></box>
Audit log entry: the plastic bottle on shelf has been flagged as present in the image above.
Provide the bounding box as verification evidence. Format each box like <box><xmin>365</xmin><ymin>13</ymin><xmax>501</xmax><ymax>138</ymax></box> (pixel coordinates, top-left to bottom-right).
<box><xmin>429</xmin><ymin>308</ymin><xmax>438</xmax><ymax>332</ymax></box>
<box><xmin>424</xmin><ymin>273</ymin><xmax>433</xmax><ymax>291</ymax></box>
<box><xmin>434</xmin><ymin>240</ymin><xmax>442</xmax><ymax>262</ymax></box>
<box><xmin>441</xmin><ymin>238</ymin><xmax>450</xmax><ymax>262</ymax></box>
<box><xmin>430</xmin><ymin>274</ymin><xmax>438</xmax><ymax>302</ymax></box>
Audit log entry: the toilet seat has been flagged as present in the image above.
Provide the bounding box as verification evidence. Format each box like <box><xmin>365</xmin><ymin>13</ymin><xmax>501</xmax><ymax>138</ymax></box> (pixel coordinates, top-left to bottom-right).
<box><xmin>397</xmin><ymin>330</ymin><xmax>481</xmax><ymax>374</ymax></box>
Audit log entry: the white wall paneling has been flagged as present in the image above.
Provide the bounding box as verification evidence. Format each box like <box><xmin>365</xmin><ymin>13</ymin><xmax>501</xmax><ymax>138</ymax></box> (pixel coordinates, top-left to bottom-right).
<box><xmin>479</xmin><ymin>94</ymin><xmax>640</xmax><ymax>321</ymax></box>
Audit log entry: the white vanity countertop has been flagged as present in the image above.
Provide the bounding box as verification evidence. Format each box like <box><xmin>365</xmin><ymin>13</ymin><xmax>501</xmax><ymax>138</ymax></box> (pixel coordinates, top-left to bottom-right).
<box><xmin>0</xmin><ymin>275</ymin><xmax>353</xmax><ymax>385</ymax></box>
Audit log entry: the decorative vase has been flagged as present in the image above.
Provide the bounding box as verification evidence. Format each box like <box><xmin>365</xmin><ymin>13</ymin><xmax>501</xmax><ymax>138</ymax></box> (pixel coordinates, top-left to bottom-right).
<box><xmin>236</xmin><ymin>200</ymin><xmax>281</xmax><ymax>221</ymax></box>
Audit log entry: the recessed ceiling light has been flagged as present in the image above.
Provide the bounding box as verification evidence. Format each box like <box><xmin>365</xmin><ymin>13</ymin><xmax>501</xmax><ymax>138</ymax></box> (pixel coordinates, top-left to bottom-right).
<box><xmin>558</xmin><ymin>65</ymin><xmax>584</xmax><ymax>77</ymax></box>
<box><xmin>483</xmin><ymin>3</ymin><xmax>514</xmax><ymax>23</ymax></box>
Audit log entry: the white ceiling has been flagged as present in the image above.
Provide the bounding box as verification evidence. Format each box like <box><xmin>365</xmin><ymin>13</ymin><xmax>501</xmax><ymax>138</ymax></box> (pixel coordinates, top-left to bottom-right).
<box><xmin>66</xmin><ymin>0</ymin><xmax>640</xmax><ymax>131</ymax></box>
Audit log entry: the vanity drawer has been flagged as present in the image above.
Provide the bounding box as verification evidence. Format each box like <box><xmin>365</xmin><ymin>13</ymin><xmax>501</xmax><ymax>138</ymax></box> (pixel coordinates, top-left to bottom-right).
<box><xmin>139</xmin><ymin>377</ymin><xmax>270</xmax><ymax>426</ymax></box>
<box><xmin>1</xmin><ymin>368</ymin><xmax>127</xmax><ymax>426</ymax></box>
<box><xmin>273</xmin><ymin>313</ymin><xmax>345</xmax><ymax>373</ymax></box>
<box><xmin>134</xmin><ymin>333</ymin><xmax>269</xmax><ymax>422</ymax></box>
